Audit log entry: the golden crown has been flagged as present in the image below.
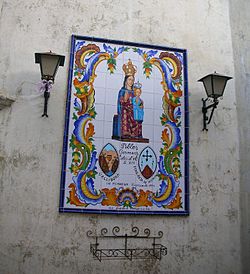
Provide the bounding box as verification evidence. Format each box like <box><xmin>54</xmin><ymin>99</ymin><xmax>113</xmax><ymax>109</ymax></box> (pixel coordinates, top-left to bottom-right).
<box><xmin>122</xmin><ymin>59</ymin><xmax>137</xmax><ymax>76</ymax></box>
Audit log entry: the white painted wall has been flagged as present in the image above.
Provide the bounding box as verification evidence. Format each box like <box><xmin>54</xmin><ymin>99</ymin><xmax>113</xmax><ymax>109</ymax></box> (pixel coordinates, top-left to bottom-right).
<box><xmin>230</xmin><ymin>0</ymin><xmax>250</xmax><ymax>273</ymax></box>
<box><xmin>0</xmin><ymin>0</ymin><xmax>243</xmax><ymax>273</ymax></box>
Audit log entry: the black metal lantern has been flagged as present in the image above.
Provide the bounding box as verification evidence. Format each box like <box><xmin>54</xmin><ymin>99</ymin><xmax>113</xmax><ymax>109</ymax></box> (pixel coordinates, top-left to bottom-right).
<box><xmin>35</xmin><ymin>51</ymin><xmax>65</xmax><ymax>117</ymax></box>
<box><xmin>198</xmin><ymin>72</ymin><xmax>232</xmax><ymax>131</ymax></box>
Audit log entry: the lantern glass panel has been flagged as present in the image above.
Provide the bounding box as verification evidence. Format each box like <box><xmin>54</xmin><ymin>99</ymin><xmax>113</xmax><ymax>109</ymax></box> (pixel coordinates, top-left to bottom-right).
<box><xmin>213</xmin><ymin>76</ymin><xmax>228</xmax><ymax>98</ymax></box>
<box><xmin>41</xmin><ymin>55</ymin><xmax>60</xmax><ymax>80</ymax></box>
<box><xmin>202</xmin><ymin>76</ymin><xmax>213</xmax><ymax>97</ymax></box>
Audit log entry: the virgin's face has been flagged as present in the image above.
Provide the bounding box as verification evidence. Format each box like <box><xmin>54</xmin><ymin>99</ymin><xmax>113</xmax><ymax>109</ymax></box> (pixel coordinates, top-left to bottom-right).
<box><xmin>126</xmin><ymin>76</ymin><xmax>134</xmax><ymax>89</ymax></box>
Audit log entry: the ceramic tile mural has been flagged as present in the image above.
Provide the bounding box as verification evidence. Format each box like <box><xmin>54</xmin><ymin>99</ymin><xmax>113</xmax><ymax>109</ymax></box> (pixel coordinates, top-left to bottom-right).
<box><xmin>59</xmin><ymin>35</ymin><xmax>189</xmax><ymax>215</ymax></box>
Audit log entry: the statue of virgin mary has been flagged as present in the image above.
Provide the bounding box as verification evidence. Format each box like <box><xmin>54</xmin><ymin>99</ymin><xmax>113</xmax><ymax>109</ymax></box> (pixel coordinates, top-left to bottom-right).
<box><xmin>112</xmin><ymin>60</ymin><xmax>148</xmax><ymax>143</ymax></box>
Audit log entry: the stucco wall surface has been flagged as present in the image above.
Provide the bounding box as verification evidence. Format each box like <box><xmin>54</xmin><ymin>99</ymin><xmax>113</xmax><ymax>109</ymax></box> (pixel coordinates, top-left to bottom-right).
<box><xmin>230</xmin><ymin>0</ymin><xmax>250</xmax><ymax>273</ymax></box>
<box><xmin>0</xmin><ymin>1</ymin><xmax>241</xmax><ymax>273</ymax></box>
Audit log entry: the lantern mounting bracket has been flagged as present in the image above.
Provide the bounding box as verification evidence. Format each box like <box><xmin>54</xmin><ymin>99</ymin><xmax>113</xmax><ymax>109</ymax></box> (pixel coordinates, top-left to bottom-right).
<box><xmin>198</xmin><ymin>72</ymin><xmax>232</xmax><ymax>131</ymax></box>
<box><xmin>35</xmin><ymin>51</ymin><xmax>65</xmax><ymax>117</ymax></box>
<box><xmin>202</xmin><ymin>98</ymin><xmax>219</xmax><ymax>131</ymax></box>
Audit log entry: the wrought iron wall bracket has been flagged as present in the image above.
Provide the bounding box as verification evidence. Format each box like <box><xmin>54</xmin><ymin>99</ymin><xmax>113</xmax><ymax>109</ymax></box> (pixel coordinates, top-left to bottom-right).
<box><xmin>202</xmin><ymin>98</ymin><xmax>219</xmax><ymax>131</ymax></box>
<box><xmin>87</xmin><ymin>226</ymin><xmax>167</xmax><ymax>262</ymax></box>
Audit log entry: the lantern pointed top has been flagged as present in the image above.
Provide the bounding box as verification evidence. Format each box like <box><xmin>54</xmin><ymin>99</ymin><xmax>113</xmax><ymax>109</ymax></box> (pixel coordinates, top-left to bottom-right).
<box><xmin>35</xmin><ymin>51</ymin><xmax>65</xmax><ymax>67</ymax></box>
<box><xmin>198</xmin><ymin>72</ymin><xmax>232</xmax><ymax>83</ymax></box>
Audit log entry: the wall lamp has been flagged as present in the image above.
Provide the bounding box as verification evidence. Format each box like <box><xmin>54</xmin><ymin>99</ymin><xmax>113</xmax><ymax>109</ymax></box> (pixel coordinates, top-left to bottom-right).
<box><xmin>198</xmin><ymin>72</ymin><xmax>232</xmax><ymax>131</ymax></box>
<box><xmin>35</xmin><ymin>51</ymin><xmax>65</xmax><ymax>117</ymax></box>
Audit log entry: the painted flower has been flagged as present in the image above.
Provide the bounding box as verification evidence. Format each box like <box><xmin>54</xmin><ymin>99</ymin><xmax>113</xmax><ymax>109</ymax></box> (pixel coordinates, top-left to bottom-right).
<box><xmin>143</xmin><ymin>61</ymin><xmax>152</xmax><ymax>78</ymax></box>
<box><xmin>161</xmin><ymin>116</ymin><xmax>168</xmax><ymax>125</ymax></box>
<box><xmin>80</xmin><ymin>85</ymin><xmax>89</xmax><ymax>95</ymax></box>
<box><xmin>143</xmin><ymin>53</ymin><xmax>148</xmax><ymax>60</ymax></box>
<box><xmin>89</xmin><ymin>109</ymin><xmax>95</xmax><ymax>117</ymax></box>
<box><xmin>144</xmin><ymin>68</ymin><xmax>151</xmax><ymax>78</ymax></box>
<box><xmin>72</xmin><ymin>152</ymin><xmax>80</xmax><ymax>163</ymax></box>
<box><xmin>158</xmin><ymin>173</ymin><xmax>167</xmax><ymax>181</ymax></box>
<box><xmin>108</xmin><ymin>63</ymin><xmax>115</xmax><ymax>73</ymax></box>
<box><xmin>174</xmin><ymin>171</ymin><xmax>181</xmax><ymax>179</ymax></box>
<box><xmin>88</xmin><ymin>170</ymin><xmax>94</xmax><ymax>177</ymax></box>
<box><xmin>173</xmin><ymin>158</ymin><xmax>180</xmax><ymax>168</ymax></box>
<box><xmin>71</xmin><ymin>165</ymin><xmax>78</xmax><ymax>175</ymax></box>
<box><xmin>117</xmin><ymin>188</ymin><xmax>138</xmax><ymax>208</ymax></box>
<box><xmin>107</xmin><ymin>57</ymin><xmax>116</xmax><ymax>74</ymax></box>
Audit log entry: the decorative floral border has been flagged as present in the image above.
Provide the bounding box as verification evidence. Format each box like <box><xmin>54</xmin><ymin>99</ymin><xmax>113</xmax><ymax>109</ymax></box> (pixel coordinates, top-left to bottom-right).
<box><xmin>59</xmin><ymin>35</ymin><xmax>189</xmax><ymax>215</ymax></box>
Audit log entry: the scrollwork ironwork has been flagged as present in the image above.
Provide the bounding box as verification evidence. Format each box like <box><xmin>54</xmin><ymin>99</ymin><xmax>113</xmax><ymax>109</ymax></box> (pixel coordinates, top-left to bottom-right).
<box><xmin>100</xmin><ymin>227</ymin><xmax>108</xmax><ymax>236</ymax></box>
<box><xmin>144</xmin><ymin>228</ymin><xmax>151</xmax><ymax>237</ymax></box>
<box><xmin>160</xmin><ymin>246</ymin><xmax>168</xmax><ymax>256</ymax></box>
<box><xmin>112</xmin><ymin>226</ymin><xmax>120</xmax><ymax>236</ymax></box>
<box><xmin>131</xmin><ymin>226</ymin><xmax>140</xmax><ymax>236</ymax></box>
<box><xmin>87</xmin><ymin>226</ymin><xmax>167</xmax><ymax>261</ymax></box>
<box><xmin>158</xmin><ymin>231</ymin><xmax>163</xmax><ymax>238</ymax></box>
<box><xmin>86</xmin><ymin>230</ymin><xmax>94</xmax><ymax>237</ymax></box>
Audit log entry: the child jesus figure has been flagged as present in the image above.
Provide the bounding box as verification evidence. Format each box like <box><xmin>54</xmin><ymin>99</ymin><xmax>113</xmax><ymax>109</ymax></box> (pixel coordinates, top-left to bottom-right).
<box><xmin>132</xmin><ymin>81</ymin><xmax>144</xmax><ymax>122</ymax></box>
